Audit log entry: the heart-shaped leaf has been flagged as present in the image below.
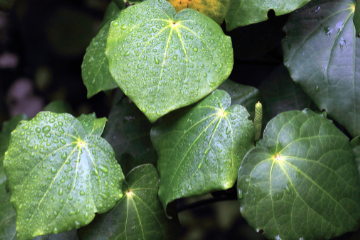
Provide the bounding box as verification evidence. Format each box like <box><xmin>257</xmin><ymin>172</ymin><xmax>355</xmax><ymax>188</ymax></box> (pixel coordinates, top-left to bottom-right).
<box><xmin>282</xmin><ymin>0</ymin><xmax>360</xmax><ymax>137</ymax></box>
<box><xmin>81</xmin><ymin>2</ymin><xmax>123</xmax><ymax>98</ymax></box>
<box><xmin>77</xmin><ymin>113</ymin><xmax>107</xmax><ymax>137</ymax></box>
<box><xmin>238</xmin><ymin>109</ymin><xmax>360</xmax><ymax>240</ymax></box>
<box><xmin>102</xmin><ymin>98</ymin><xmax>157</xmax><ymax>175</ymax></box>
<box><xmin>167</xmin><ymin>0</ymin><xmax>231</xmax><ymax>24</ymax></box>
<box><xmin>151</xmin><ymin>90</ymin><xmax>254</xmax><ymax>212</ymax></box>
<box><xmin>259</xmin><ymin>66</ymin><xmax>311</xmax><ymax>119</ymax></box>
<box><xmin>78</xmin><ymin>164</ymin><xmax>180</xmax><ymax>239</ymax></box>
<box><xmin>4</xmin><ymin>112</ymin><xmax>125</xmax><ymax>240</ymax></box>
<box><xmin>225</xmin><ymin>0</ymin><xmax>310</xmax><ymax>31</ymax></box>
<box><xmin>106</xmin><ymin>0</ymin><xmax>233</xmax><ymax>122</ymax></box>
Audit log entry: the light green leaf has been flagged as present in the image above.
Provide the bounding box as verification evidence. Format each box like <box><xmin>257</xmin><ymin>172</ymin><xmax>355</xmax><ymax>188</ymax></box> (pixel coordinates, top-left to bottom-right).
<box><xmin>81</xmin><ymin>2</ymin><xmax>123</xmax><ymax>98</ymax></box>
<box><xmin>218</xmin><ymin>79</ymin><xmax>263</xmax><ymax>121</ymax></box>
<box><xmin>259</xmin><ymin>66</ymin><xmax>311</xmax><ymax>119</ymax></box>
<box><xmin>225</xmin><ymin>0</ymin><xmax>310</xmax><ymax>31</ymax></box>
<box><xmin>102</xmin><ymin>98</ymin><xmax>157</xmax><ymax>175</ymax></box>
<box><xmin>78</xmin><ymin>164</ymin><xmax>180</xmax><ymax>240</ymax></box>
<box><xmin>4</xmin><ymin>112</ymin><xmax>125</xmax><ymax>240</ymax></box>
<box><xmin>0</xmin><ymin>0</ymin><xmax>16</xmax><ymax>11</ymax></box>
<box><xmin>282</xmin><ymin>0</ymin><xmax>360</xmax><ymax>137</ymax></box>
<box><xmin>44</xmin><ymin>101</ymin><xmax>74</xmax><ymax>115</ymax></box>
<box><xmin>350</xmin><ymin>136</ymin><xmax>360</xmax><ymax>179</ymax></box>
<box><xmin>238</xmin><ymin>109</ymin><xmax>360</xmax><ymax>240</ymax></box>
<box><xmin>151</xmin><ymin>90</ymin><xmax>254</xmax><ymax>213</ymax></box>
<box><xmin>77</xmin><ymin>113</ymin><xmax>107</xmax><ymax>136</ymax></box>
<box><xmin>106</xmin><ymin>0</ymin><xmax>233</xmax><ymax>122</ymax></box>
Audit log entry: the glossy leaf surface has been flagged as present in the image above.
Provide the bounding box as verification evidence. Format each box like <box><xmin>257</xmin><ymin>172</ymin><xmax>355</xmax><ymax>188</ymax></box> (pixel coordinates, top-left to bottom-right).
<box><xmin>81</xmin><ymin>2</ymin><xmax>123</xmax><ymax>98</ymax></box>
<box><xmin>77</xmin><ymin>113</ymin><xmax>107</xmax><ymax>137</ymax></box>
<box><xmin>259</xmin><ymin>66</ymin><xmax>311</xmax><ymax>119</ymax></box>
<box><xmin>283</xmin><ymin>0</ymin><xmax>360</xmax><ymax>137</ymax></box>
<box><xmin>151</xmin><ymin>90</ymin><xmax>254</xmax><ymax>212</ymax></box>
<box><xmin>225</xmin><ymin>0</ymin><xmax>310</xmax><ymax>30</ymax></box>
<box><xmin>102</xmin><ymin>98</ymin><xmax>157</xmax><ymax>175</ymax></box>
<box><xmin>238</xmin><ymin>109</ymin><xmax>360</xmax><ymax>240</ymax></box>
<box><xmin>106</xmin><ymin>0</ymin><xmax>233</xmax><ymax>122</ymax></box>
<box><xmin>78</xmin><ymin>164</ymin><xmax>180</xmax><ymax>240</ymax></box>
<box><xmin>167</xmin><ymin>0</ymin><xmax>231</xmax><ymax>24</ymax></box>
<box><xmin>4</xmin><ymin>112</ymin><xmax>125</xmax><ymax>240</ymax></box>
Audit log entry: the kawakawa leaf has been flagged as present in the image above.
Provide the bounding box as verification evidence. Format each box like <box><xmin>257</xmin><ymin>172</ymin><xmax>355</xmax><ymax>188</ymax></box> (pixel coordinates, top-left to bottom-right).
<box><xmin>77</xmin><ymin>113</ymin><xmax>107</xmax><ymax>137</ymax></box>
<box><xmin>78</xmin><ymin>164</ymin><xmax>180</xmax><ymax>240</ymax></box>
<box><xmin>353</xmin><ymin>0</ymin><xmax>360</xmax><ymax>36</ymax></box>
<box><xmin>218</xmin><ymin>79</ymin><xmax>263</xmax><ymax>121</ymax></box>
<box><xmin>81</xmin><ymin>2</ymin><xmax>123</xmax><ymax>98</ymax></box>
<box><xmin>282</xmin><ymin>0</ymin><xmax>360</xmax><ymax>137</ymax></box>
<box><xmin>44</xmin><ymin>101</ymin><xmax>74</xmax><ymax>115</ymax></box>
<box><xmin>350</xmin><ymin>136</ymin><xmax>360</xmax><ymax>179</ymax></box>
<box><xmin>106</xmin><ymin>0</ymin><xmax>233</xmax><ymax>122</ymax></box>
<box><xmin>151</xmin><ymin>90</ymin><xmax>254</xmax><ymax>213</ymax></box>
<box><xmin>238</xmin><ymin>109</ymin><xmax>360</xmax><ymax>240</ymax></box>
<box><xmin>167</xmin><ymin>0</ymin><xmax>231</xmax><ymax>25</ymax></box>
<box><xmin>102</xmin><ymin>98</ymin><xmax>157</xmax><ymax>175</ymax></box>
<box><xmin>225</xmin><ymin>0</ymin><xmax>310</xmax><ymax>31</ymax></box>
<box><xmin>4</xmin><ymin>112</ymin><xmax>125</xmax><ymax>240</ymax></box>
<box><xmin>259</xmin><ymin>65</ymin><xmax>311</xmax><ymax>119</ymax></box>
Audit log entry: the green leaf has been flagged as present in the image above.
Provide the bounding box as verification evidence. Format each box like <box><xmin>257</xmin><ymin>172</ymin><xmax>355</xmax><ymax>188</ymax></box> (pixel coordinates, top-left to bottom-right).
<box><xmin>0</xmin><ymin>181</ymin><xmax>16</xmax><ymax>240</ymax></box>
<box><xmin>112</xmin><ymin>0</ymin><xmax>125</xmax><ymax>15</ymax></box>
<box><xmin>78</xmin><ymin>164</ymin><xmax>180</xmax><ymax>240</ymax></box>
<box><xmin>0</xmin><ymin>0</ymin><xmax>16</xmax><ymax>11</ymax></box>
<box><xmin>101</xmin><ymin>2</ymin><xmax>123</xmax><ymax>29</ymax></box>
<box><xmin>218</xmin><ymin>79</ymin><xmax>263</xmax><ymax>121</ymax></box>
<box><xmin>81</xmin><ymin>3</ymin><xmax>123</xmax><ymax>98</ymax></box>
<box><xmin>225</xmin><ymin>0</ymin><xmax>310</xmax><ymax>31</ymax></box>
<box><xmin>259</xmin><ymin>66</ymin><xmax>311</xmax><ymax>119</ymax></box>
<box><xmin>151</xmin><ymin>90</ymin><xmax>254</xmax><ymax>212</ymax></box>
<box><xmin>77</xmin><ymin>113</ymin><xmax>107</xmax><ymax>136</ymax></box>
<box><xmin>106</xmin><ymin>0</ymin><xmax>233</xmax><ymax>122</ymax></box>
<box><xmin>238</xmin><ymin>109</ymin><xmax>360</xmax><ymax>240</ymax></box>
<box><xmin>44</xmin><ymin>101</ymin><xmax>74</xmax><ymax>115</ymax></box>
<box><xmin>102</xmin><ymin>98</ymin><xmax>157</xmax><ymax>175</ymax></box>
<box><xmin>4</xmin><ymin>112</ymin><xmax>125</xmax><ymax>240</ymax></box>
<box><xmin>354</xmin><ymin>0</ymin><xmax>360</xmax><ymax>36</ymax></box>
<box><xmin>350</xmin><ymin>136</ymin><xmax>360</xmax><ymax>179</ymax></box>
<box><xmin>282</xmin><ymin>0</ymin><xmax>360</xmax><ymax>137</ymax></box>
<box><xmin>167</xmin><ymin>0</ymin><xmax>231</xmax><ymax>25</ymax></box>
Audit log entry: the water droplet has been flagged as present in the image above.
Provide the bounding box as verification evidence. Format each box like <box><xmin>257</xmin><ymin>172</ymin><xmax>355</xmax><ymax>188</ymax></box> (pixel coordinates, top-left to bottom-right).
<box><xmin>75</xmin><ymin>221</ymin><xmax>81</xmax><ymax>228</ymax></box>
<box><xmin>315</xmin><ymin>86</ymin><xmax>319</xmax><ymax>91</ymax></box>
<box><xmin>42</xmin><ymin>126</ymin><xmax>51</xmax><ymax>133</ymax></box>
<box><xmin>61</xmin><ymin>152</ymin><xmax>67</xmax><ymax>159</ymax></box>
<box><xmin>59</xmin><ymin>189</ymin><xmax>63</xmax><ymax>195</ymax></box>
<box><xmin>99</xmin><ymin>165</ymin><xmax>108</xmax><ymax>173</ymax></box>
<box><xmin>53</xmin><ymin>211</ymin><xmax>58</xmax><ymax>216</ymax></box>
<box><xmin>285</xmin><ymin>184</ymin><xmax>291</xmax><ymax>193</ymax></box>
<box><xmin>22</xmin><ymin>124</ymin><xmax>29</xmax><ymax>130</ymax></box>
<box><xmin>80</xmin><ymin>191</ymin><xmax>85</xmax><ymax>196</ymax></box>
<box><xmin>154</xmin><ymin>57</ymin><xmax>159</xmax><ymax>64</ymax></box>
<box><xmin>60</xmin><ymin>139</ymin><xmax>66</xmax><ymax>144</ymax></box>
<box><xmin>49</xmin><ymin>118</ymin><xmax>55</xmax><ymax>123</ymax></box>
<box><xmin>51</xmin><ymin>167</ymin><xmax>57</xmax><ymax>174</ymax></box>
<box><xmin>100</xmin><ymin>192</ymin><xmax>109</xmax><ymax>199</ymax></box>
<box><xmin>112</xmin><ymin>21</ymin><xmax>119</xmax><ymax>26</ymax></box>
<box><xmin>193</xmin><ymin>47</ymin><xmax>198</xmax><ymax>52</ymax></box>
<box><xmin>238</xmin><ymin>189</ymin><xmax>243</xmax><ymax>199</ymax></box>
<box><xmin>53</xmin><ymin>228</ymin><xmax>58</xmax><ymax>234</ymax></box>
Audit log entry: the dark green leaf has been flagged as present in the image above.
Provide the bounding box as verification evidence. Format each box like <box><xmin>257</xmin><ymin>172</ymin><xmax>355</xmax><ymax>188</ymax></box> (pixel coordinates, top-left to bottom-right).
<box><xmin>218</xmin><ymin>79</ymin><xmax>263</xmax><ymax>121</ymax></box>
<box><xmin>102</xmin><ymin>98</ymin><xmax>157</xmax><ymax>175</ymax></box>
<box><xmin>81</xmin><ymin>3</ymin><xmax>123</xmax><ymax>98</ymax></box>
<box><xmin>238</xmin><ymin>109</ymin><xmax>360</xmax><ymax>240</ymax></box>
<box><xmin>106</xmin><ymin>0</ymin><xmax>233</xmax><ymax>122</ymax></box>
<box><xmin>78</xmin><ymin>164</ymin><xmax>180</xmax><ymax>240</ymax></box>
<box><xmin>0</xmin><ymin>0</ymin><xmax>16</xmax><ymax>11</ymax></box>
<box><xmin>77</xmin><ymin>113</ymin><xmax>107</xmax><ymax>136</ymax></box>
<box><xmin>151</xmin><ymin>90</ymin><xmax>254</xmax><ymax>213</ymax></box>
<box><xmin>225</xmin><ymin>0</ymin><xmax>310</xmax><ymax>30</ymax></box>
<box><xmin>4</xmin><ymin>112</ymin><xmax>125</xmax><ymax>240</ymax></box>
<box><xmin>354</xmin><ymin>0</ymin><xmax>360</xmax><ymax>36</ymax></box>
<box><xmin>0</xmin><ymin>181</ymin><xmax>16</xmax><ymax>240</ymax></box>
<box><xmin>111</xmin><ymin>0</ymin><xmax>125</xmax><ymax>15</ymax></box>
<box><xmin>44</xmin><ymin>101</ymin><xmax>74</xmax><ymax>115</ymax></box>
<box><xmin>283</xmin><ymin>0</ymin><xmax>360</xmax><ymax>137</ymax></box>
<box><xmin>259</xmin><ymin>65</ymin><xmax>311</xmax><ymax>119</ymax></box>
<box><xmin>350</xmin><ymin>136</ymin><xmax>360</xmax><ymax>179</ymax></box>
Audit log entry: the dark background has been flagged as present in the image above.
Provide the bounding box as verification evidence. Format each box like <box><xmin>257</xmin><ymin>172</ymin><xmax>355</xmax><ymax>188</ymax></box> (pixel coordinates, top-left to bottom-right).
<box><xmin>0</xmin><ymin>0</ymin><xmax>359</xmax><ymax>239</ymax></box>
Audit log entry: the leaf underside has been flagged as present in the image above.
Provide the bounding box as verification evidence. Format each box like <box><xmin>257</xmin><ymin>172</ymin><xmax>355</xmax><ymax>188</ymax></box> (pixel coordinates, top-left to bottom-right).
<box><xmin>238</xmin><ymin>109</ymin><xmax>360</xmax><ymax>240</ymax></box>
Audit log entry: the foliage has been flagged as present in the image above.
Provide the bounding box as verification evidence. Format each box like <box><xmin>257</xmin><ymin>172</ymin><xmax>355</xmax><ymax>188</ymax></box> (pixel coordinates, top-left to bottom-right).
<box><xmin>2</xmin><ymin>0</ymin><xmax>360</xmax><ymax>239</ymax></box>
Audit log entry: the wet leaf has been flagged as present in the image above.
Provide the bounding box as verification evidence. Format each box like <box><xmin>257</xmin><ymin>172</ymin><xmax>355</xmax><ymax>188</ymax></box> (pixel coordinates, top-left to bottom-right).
<box><xmin>106</xmin><ymin>0</ymin><xmax>233</xmax><ymax>122</ymax></box>
<box><xmin>77</xmin><ymin>113</ymin><xmax>107</xmax><ymax>137</ymax></box>
<box><xmin>238</xmin><ymin>109</ymin><xmax>360</xmax><ymax>240</ymax></box>
<box><xmin>283</xmin><ymin>0</ymin><xmax>360</xmax><ymax>137</ymax></box>
<box><xmin>151</xmin><ymin>90</ymin><xmax>254</xmax><ymax>213</ymax></box>
<box><xmin>4</xmin><ymin>112</ymin><xmax>125</xmax><ymax>240</ymax></box>
<box><xmin>78</xmin><ymin>164</ymin><xmax>180</xmax><ymax>240</ymax></box>
<box><xmin>102</xmin><ymin>98</ymin><xmax>157</xmax><ymax>175</ymax></box>
<box><xmin>167</xmin><ymin>0</ymin><xmax>231</xmax><ymax>24</ymax></box>
<box><xmin>225</xmin><ymin>0</ymin><xmax>310</xmax><ymax>30</ymax></box>
<box><xmin>259</xmin><ymin>66</ymin><xmax>311</xmax><ymax>119</ymax></box>
<box><xmin>82</xmin><ymin>2</ymin><xmax>123</xmax><ymax>98</ymax></box>
<box><xmin>353</xmin><ymin>0</ymin><xmax>360</xmax><ymax>35</ymax></box>
<box><xmin>44</xmin><ymin>101</ymin><xmax>74</xmax><ymax>115</ymax></box>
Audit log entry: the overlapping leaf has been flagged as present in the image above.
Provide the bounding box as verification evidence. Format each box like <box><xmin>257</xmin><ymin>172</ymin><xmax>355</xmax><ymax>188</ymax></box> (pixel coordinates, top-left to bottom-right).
<box><xmin>102</xmin><ymin>98</ymin><xmax>157</xmax><ymax>175</ymax></box>
<box><xmin>4</xmin><ymin>112</ymin><xmax>125</xmax><ymax>240</ymax></box>
<box><xmin>259</xmin><ymin>66</ymin><xmax>311</xmax><ymax>119</ymax></box>
<box><xmin>238</xmin><ymin>109</ymin><xmax>360</xmax><ymax>240</ymax></box>
<box><xmin>167</xmin><ymin>0</ymin><xmax>231</xmax><ymax>24</ymax></box>
<box><xmin>106</xmin><ymin>0</ymin><xmax>233</xmax><ymax>122</ymax></box>
<box><xmin>44</xmin><ymin>101</ymin><xmax>74</xmax><ymax>115</ymax></box>
<box><xmin>81</xmin><ymin>2</ymin><xmax>123</xmax><ymax>98</ymax></box>
<box><xmin>225</xmin><ymin>0</ymin><xmax>310</xmax><ymax>31</ymax></box>
<box><xmin>77</xmin><ymin>113</ymin><xmax>107</xmax><ymax>137</ymax></box>
<box><xmin>283</xmin><ymin>0</ymin><xmax>360</xmax><ymax>137</ymax></box>
<box><xmin>350</xmin><ymin>136</ymin><xmax>360</xmax><ymax>179</ymax></box>
<box><xmin>151</xmin><ymin>90</ymin><xmax>254</xmax><ymax>212</ymax></box>
<box><xmin>78</xmin><ymin>164</ymin><xmax>180</xmax><ymax>240</ymax></box>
